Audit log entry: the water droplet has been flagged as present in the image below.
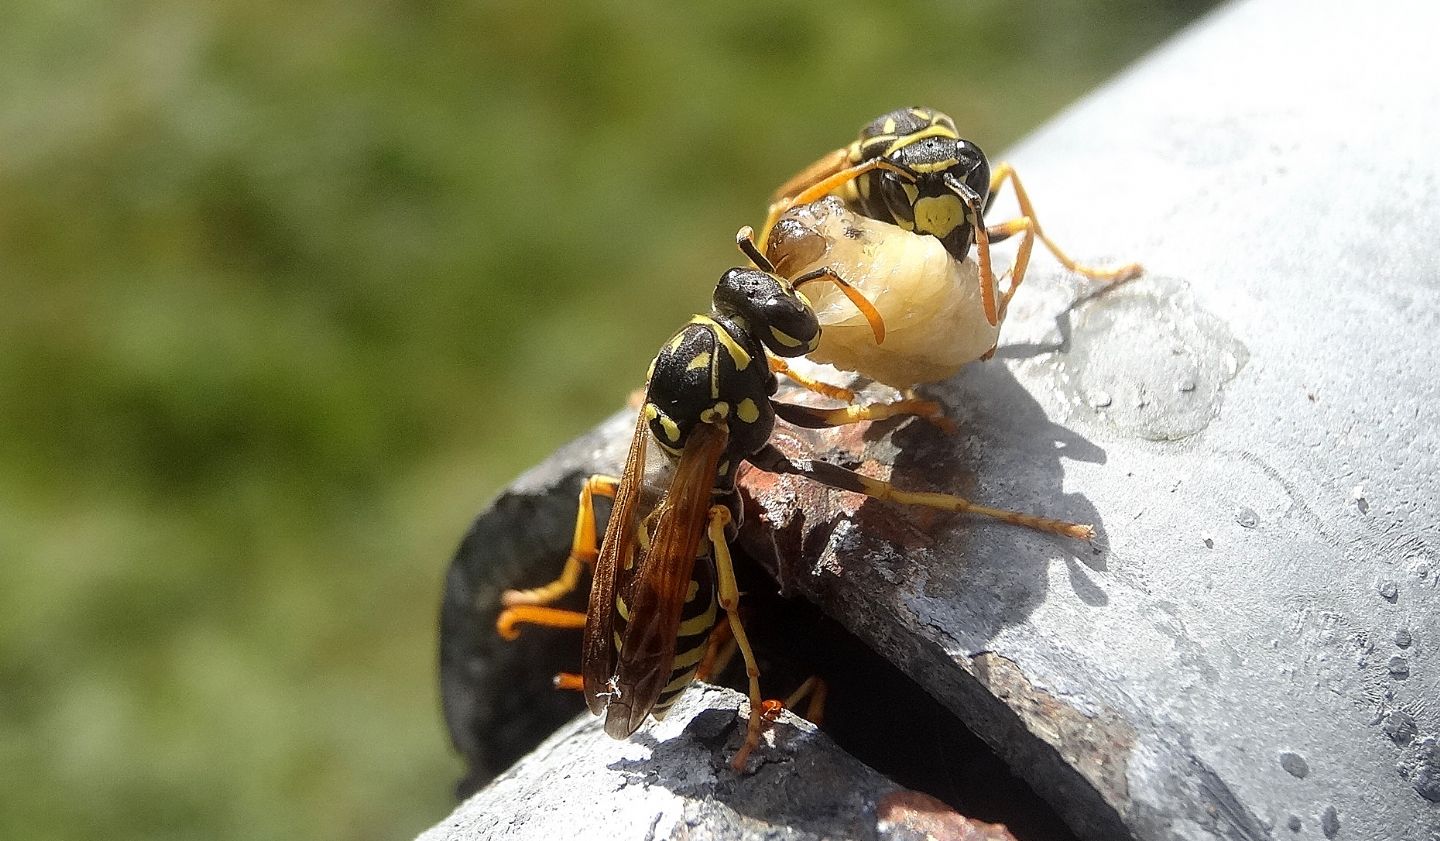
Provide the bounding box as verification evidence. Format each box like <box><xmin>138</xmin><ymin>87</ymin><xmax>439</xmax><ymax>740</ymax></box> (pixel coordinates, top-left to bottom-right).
<box><xmin>1378</xmin><ymin>580</ymin><xmax>1399</xmax><ymax>602</ymax></box>
<box><xmin>1286</xmin><ymin>815</ymin><xmax>1301</xmax><ymax>832</ymax></box>
<box><xmin>1235</xmin><ymin>507</ymin><xmax>1259</xmax><ymax>528</ymax></box>
<box><xmin>1089</xmin><ymin>390</ymin><xmax>1112</xmax><ymax>409</ymax></box>
<box><xmin>1417</xmin><ymin>561</ymin><xmax>1431</xmax><ymax>580</ymax></box>
<box><xmin>1389</xmin><ymin>655</ymin><xmax>1410</xmax><ymax>678</ymax></box>
<box><xmin>1202</xmin><ymin>534</ymin><xmax>1214</xmax><ymax>549</ymax></box>
<box><xmin>1320</xmin><ymin>805</ymin><xmax>1339</xmax><ymax>838</ymax></box>
<box><xmin>1279</xmin><ymin>751</ymin><xmax>1310</xmax><ymax>778</ymax></box>
<box><xmin>1177</xmin><ymin>378</ymin><xmax>1197</xmax><ymax>393</ymax></box>
<box><xmin>1395</xmin><ymin>627</ymin><xmax>1412</xmax><ymax>648</ymax></box>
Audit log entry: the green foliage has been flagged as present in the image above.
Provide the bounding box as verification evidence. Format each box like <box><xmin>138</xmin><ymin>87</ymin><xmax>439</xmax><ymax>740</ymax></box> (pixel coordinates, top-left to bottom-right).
<box><xmin>0</xmin><ymin>1</ymin><xmax>1213</xmax><ymax>838</ymax></box>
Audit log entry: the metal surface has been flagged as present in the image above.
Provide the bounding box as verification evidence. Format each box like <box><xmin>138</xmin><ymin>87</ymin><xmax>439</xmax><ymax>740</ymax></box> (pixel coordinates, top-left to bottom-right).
<box><xmin>739</xmin><ymin>0</ymin><xmax>1440</xmax><ymax>837</ymax></box>
<box><xmin>423</xmin><ymin>684</ymin><xmax>1017</xmax><ymax>841</ymax></box>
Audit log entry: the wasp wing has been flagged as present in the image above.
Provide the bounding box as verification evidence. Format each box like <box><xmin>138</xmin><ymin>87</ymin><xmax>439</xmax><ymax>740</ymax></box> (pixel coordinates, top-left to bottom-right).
<box><xmin>603</xmin><ymin>421</ymin><xmax>728</xmax><ymax>738</ymax></box>
<box><xmin>580</xmin><ymin>408</ymin><xmax>651</xmax><ymax>715</ymax></box>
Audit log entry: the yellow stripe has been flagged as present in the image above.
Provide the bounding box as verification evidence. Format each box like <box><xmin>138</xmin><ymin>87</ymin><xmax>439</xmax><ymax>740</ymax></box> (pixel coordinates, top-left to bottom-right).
<box><xmin>670</xmin><ymin>641</ymin><xmax>708</xmax><ymax>671</ymax></box>
<box><xmin>660</xmin><ymin>666</ymin><xmax>700</xmax><ymax>695</ymax></box>
<box><xmin>689</xmin><ymin>315</ymin><xmax>751</xmax><ymax>372</ymax></box>
<box><xmin>685</xmin><ymin>351</ymin><xmax>711</xmax><ymax>371</ymax></box>
<box><xmin>676</xmin><ymin>597</ymin><xmax>717</xmax><ymax>638</ymax></box>
<box><xmin>884</xmin><ymin>123</ymin><xmax>958</xmax><ymax>157</ymax></box>
<box><xmin>615</xmin><ymin>596</ymin><xmax>630</xmax><ymax>622</ymax></box>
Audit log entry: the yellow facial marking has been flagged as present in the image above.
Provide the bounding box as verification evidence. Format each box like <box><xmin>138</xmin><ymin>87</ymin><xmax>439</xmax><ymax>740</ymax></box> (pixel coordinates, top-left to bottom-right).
<box><xmin>686</xmin><ymin>351</ymin><xmax>712</xmax><ymax>371</ymax></box>
<box><xmin>901</xmin><ymin>181</ymin><xmax>920</xmax><ymax>204</ymax></box>
<box><xmin>914</xmin><ymin>194</ymin><xmax>964</xmax><ymax>238</ymax></box>
<box><xmin>736</xmin><ymin>398</ymin><xmax>760</xmax><ymax>424</ymax></box>
<box><xmin>909</xmin><ymin>157</ymin><xmax>959</xmax><ymax>174</ymax></box>
<box><xmin>770</xmin><ymin>326</ymin><xmax>804</xmax><ymax>348</ymax></box>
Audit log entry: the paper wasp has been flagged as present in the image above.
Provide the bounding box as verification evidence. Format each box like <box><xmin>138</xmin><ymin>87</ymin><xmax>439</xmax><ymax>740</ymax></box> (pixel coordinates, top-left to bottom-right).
<box><xmin>761</xmin><ymin>106</ymin><xmax>1143</xmax><ymax>389</ymax></box>
<box><xmin>496</xmin><ymin>227</ymin><xmax>1094</xmax><ymax>770</ymax></box>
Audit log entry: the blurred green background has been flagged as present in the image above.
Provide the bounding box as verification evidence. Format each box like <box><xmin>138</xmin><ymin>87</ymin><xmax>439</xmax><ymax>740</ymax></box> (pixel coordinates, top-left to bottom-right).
<box><xmin>0</xmin><ymin>1</ymin><xmax>1216</xmax><ymax>839</ymax></box>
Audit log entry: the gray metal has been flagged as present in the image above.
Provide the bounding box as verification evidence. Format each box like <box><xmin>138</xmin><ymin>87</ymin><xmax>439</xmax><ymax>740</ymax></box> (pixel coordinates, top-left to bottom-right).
<box><xmin>423</xmin><ymin>684</ymin><xmax>1018</xmax><ymax>841</ymax></box>
<box><xmin>435</xmin><ymin>0</ymin><xmax>1440</xmax><ymax>836</ymax></box>
<box><xmin>740</xmin><ymin>0</ymin><xmax>1440</xmax><ymax>837</ymax></box>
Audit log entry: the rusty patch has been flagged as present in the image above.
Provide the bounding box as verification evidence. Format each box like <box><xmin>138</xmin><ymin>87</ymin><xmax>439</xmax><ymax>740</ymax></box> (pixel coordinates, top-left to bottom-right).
<box><xmin>876</xmin><ymin>790</ymin><xmax>1017</xmax><ymax>841</ymax></box>
<box><xmin>971</xmin><ymin>652</ymin><xmax>1136</xmax><ymax>809</ymax></box>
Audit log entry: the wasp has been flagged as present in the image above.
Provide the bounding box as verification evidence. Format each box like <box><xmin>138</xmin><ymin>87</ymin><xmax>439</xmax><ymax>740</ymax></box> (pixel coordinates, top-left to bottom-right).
<box><xmin>496</xmin><ymin>227</ymin><xmax>1095</xmax><ymax>770</ymax></box>
<box><xmin>760</xmin><ymin>106</ymin><xmax>1143</xmax><ymax>390</ymax></box>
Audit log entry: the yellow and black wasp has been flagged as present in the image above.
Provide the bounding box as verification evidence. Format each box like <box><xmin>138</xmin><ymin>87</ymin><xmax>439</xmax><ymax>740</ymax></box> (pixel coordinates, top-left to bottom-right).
<box><xmin>497</xmin><ymin>227</ymin><xmax>1094</xmax><ymax>770</ymax></box>
<box><xmin>763</xmin><ymin>106</ymin><xmax>1142</xmax><ymax>336</ymax></box>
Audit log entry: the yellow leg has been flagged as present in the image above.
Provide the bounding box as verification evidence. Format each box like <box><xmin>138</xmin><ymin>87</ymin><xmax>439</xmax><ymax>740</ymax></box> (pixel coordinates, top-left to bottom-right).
<box><xmin>783</xmin><ymin>675</ymin><xmax>829</xmax><ymax>726</ymax></box>
<box><xmin>501</xmin><ymin>474</ymin><xmax>619</xmax><ymax>608</ymax></box>
<box><xmin>770</xmin><ymin>357</ymin><xmax>858</xmax><ymax>402</ymax></box>
<box><xmin>988</xmin><ymin>162</ymin><xmax>1143</xmax><ymax>286</ymax></box>
<box><xmin>495</xmin><ymin>605</ymin><xmax>588</xmax><ymax>641</ymax></box>
<box><xmin>775</xmin><ymin>397</ymin><xmax>951</xmax><ymax>430</ymax></box>
<box><xmin>751</xmin><ymin>444</ymin><xmax>1094</xmax><ymax>541</ymax></box>
<box><xmin>695</xmin><ymin>620</ymin><xmax>737</xmax><ymax>683</ymax></box>
<box><xmin>706</xmin><ymin>505</ymin><xmax>773</xmax><ymax>772</ymax></box>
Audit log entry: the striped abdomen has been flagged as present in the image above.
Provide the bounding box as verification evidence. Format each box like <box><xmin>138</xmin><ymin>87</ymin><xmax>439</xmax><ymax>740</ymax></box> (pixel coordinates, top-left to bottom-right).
<box><xmin>613</xmin><ymin>555</ymin><xmax>718</xmax><ymax>720</ymax></box>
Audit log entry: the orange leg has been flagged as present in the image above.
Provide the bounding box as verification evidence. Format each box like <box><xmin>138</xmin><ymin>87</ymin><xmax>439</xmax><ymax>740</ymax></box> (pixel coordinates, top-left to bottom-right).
<box><xmin>495</xmin><ymin>605</ymin><xmax>587</xmax><ymax>641</ymax></box>
<box><xmin>987</xmin><ymin>162</ymin><xmax>1144</xmax><ymax>301</ymax></box>
<box><xmin>501</xmin><ymin>474</ymin><xmax>618</xmax><ymax>608</ymax></box>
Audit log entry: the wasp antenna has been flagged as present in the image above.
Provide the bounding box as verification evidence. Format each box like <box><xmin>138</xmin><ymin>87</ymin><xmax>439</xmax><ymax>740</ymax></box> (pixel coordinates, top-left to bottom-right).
<box><xmin>736</xmin><ymin>226</ymin><xmax>776</xmax><ymax>274</ymax></box>
<box><xmin>943</xmin><ymin>173</ymin><xmax>984</xmax><ymax>224</ymax></box>
<box><xmin>793</xmin><ymin>267</ymin><xmax>885</xmax><ymax>345</ymax></box>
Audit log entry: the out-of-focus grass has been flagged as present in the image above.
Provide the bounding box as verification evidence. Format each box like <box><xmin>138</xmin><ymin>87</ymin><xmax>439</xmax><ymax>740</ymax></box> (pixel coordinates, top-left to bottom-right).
<box><xmin>0</xmin><ymin>1</ymin><xmax>1215</xmax><ymax>839</ymax></box>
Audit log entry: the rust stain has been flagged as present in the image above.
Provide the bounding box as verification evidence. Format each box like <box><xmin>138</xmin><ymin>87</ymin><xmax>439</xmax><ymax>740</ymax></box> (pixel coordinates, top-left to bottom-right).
<box><xmin>876</xmin><ymin>789</ymin><xmax>1017</xmax><ymax>841</ymax></box>
<box><xmin>971</xmin><ymin>652</ymin><xmax>1135</xmax><ymax>809</ymax></box>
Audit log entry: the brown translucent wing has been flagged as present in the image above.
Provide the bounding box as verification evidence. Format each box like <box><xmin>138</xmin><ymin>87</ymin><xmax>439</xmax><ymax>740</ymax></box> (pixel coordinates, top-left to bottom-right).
<box><xmin>770</xmin><ymin>146</ymin><xmax>851</xmax><ymax>204</ymax></box>
<box><xmin>602</xmin><ymin>421</ymin><xmax>728</xmax><ymax>738</ymax></box>
<box><xmin>580</xmin><ymin>408</ymin><xmax>650</xmax><ymax>714</ymax></box>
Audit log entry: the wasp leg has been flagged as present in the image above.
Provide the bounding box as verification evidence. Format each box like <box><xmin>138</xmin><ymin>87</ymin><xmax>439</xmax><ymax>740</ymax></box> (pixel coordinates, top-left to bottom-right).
<box><xmin>495</xmin><ymin>605</ymin><xmax>588</xmax><ymax>641</ymax></box>
<box><xmin>760</xmin><ymin>156</ymin><xmax>915</xmax><ymax>250</ymax></box>
<box><xmin>500</xmin><ymin>474</ymin><xmax>619</xmax><ymax>608</ymax></box>
<box><xmin>773</xmin><ymin>398</ymin><xmax>954</xmax><ymax>432</ymax></box>
<box><xmin>783</xmin><ymin>675</ymin><xmax>829</xmax><ymax>726</ymax></box>
<box><xmin>707</xmin><ymin>505</ymin><xmax>779</xmax><ymax>772</ymax></box>
<box><xmin>769</xmin><ymin>357</ymin><xmax>858</xmax><ymax>402</ymax></box>
<box><xmin>770</xmin><ymin>146</ymin><xmax>851</xmax><ymax>205</ymax></box>
<box><xmin>695</xmin><ymin>620</ymin><xmax>737</xmax><ymax>683</ymax></box>
<box><xmin>986</xmin><ymin>162</ymin><xmax>1144</xmax><ymax>309</ymax></box>
<box><xmin>553</xmin><ymin>672</ymin><xmax>584</xmax><ymax>691</ymax></box>
<box><xmin>749</xmin><ymin>444</ymin><xmax>1094</xmax><ymax>541</ymax></box>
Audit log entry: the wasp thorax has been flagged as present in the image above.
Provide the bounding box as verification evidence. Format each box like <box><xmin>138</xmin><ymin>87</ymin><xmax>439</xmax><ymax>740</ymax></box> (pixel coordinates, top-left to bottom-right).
<box><xmin>713</xmin><ymin>267</ymin><xmax>820</xmax><ymax>358</ymax></box>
